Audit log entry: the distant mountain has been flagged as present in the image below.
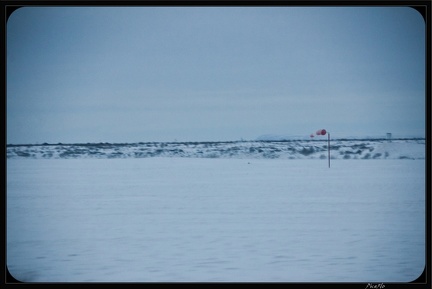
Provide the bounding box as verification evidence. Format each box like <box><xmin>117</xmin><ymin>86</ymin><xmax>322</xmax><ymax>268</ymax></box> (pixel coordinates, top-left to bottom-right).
<box><xmin>255</xmin><ymin>134</ymin><xmax>309</xmax><ymax>141</ymax></box>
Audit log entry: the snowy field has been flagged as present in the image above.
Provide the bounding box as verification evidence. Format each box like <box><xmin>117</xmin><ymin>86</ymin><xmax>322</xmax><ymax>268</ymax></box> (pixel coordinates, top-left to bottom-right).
<box><xmin>7</xmin><ymin>153</ymin><xmax>425</xmax><ymax>282</ymax></box>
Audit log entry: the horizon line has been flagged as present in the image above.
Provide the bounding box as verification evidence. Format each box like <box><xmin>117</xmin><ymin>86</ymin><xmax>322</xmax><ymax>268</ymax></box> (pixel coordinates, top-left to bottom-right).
<box><xmin>6</xmin><ymin>136</ymin><xmax>426</xmax><ymax>147</ymax></box>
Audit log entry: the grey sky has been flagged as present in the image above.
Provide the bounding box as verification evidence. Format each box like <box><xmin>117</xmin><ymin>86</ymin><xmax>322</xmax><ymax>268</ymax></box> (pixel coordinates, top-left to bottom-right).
<box><xmin>7</xmin><ymin>6</ymin><xmax>425</xmax><ymax>144</ymax></box>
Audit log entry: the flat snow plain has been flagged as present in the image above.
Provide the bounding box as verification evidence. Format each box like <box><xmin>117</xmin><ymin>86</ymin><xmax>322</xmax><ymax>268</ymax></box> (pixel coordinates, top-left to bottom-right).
<box><xmin>7</xmin><ymin>157</ymin><xmax>425</xmax><ymax>282</ymax></box>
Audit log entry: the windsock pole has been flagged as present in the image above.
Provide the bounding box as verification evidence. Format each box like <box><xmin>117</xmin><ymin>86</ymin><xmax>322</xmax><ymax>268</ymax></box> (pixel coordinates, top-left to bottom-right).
<box><xmin>311</xmin><ymin>129</ymin><xmax>330</xmax><ymax>168</ymax></box>
<box><xmin>328</xmin><ymin>132</ymin><xmax>330</xmax><ymax>168</ymax></box>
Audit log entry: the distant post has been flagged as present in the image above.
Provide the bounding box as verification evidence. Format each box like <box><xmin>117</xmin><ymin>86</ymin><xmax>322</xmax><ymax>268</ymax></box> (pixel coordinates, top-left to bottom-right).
<box><xmin>386</xmin><ymin>133</ymin><xmax>392</xmax><ymax>142</ymax></box>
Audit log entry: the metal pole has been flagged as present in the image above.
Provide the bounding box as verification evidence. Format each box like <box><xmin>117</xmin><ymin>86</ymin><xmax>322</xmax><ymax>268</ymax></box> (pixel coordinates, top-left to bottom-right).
<box><xmin>328</xmin><ymin>132</ymin><xmax>330</xmax><ymax>168</ymax></box>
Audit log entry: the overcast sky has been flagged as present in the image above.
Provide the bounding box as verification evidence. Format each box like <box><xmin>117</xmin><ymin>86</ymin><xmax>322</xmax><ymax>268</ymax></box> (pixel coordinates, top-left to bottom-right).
<box><xmin>7</xmin><ymin>6</ymin><xmax>425</xmax><ymax>144</ymax></box>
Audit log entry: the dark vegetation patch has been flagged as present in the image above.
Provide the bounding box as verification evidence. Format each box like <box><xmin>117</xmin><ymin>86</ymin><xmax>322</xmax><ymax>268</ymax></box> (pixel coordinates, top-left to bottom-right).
<box><xmin>373</xmin><ymin>153</ymin><xmax>382</xmax><ymax>159</ymax></box>
<box><xmin>299</xmin><ymin>147</ymin><xmax>315</xmax><ymax>156</ymax></box>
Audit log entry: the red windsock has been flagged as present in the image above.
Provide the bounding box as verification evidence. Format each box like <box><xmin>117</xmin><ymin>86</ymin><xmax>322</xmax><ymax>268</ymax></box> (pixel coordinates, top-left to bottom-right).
<box><xmin>316</xmin><ymin>129</ymin><xmax>326</xmax><ymax>136</ymax></box>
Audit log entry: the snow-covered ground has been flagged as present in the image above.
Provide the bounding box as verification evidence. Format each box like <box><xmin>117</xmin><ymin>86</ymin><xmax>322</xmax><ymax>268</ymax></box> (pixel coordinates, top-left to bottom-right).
<box><xmin>7</xmin><ymin>155</ymin><xmax>425</xmax><ymax>282</ymax></box>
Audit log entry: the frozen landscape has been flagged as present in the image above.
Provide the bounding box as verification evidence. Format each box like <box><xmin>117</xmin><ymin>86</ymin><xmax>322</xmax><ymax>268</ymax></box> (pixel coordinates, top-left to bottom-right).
<box><xmin>6</xmin><ymin>139</ymin><xmax>426</xmax><ymax>282</ymax></box>
<box><xmin>6</xmin><ymin>5</ymin><xmax>426</xmax><ymax>284</ymax></box>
